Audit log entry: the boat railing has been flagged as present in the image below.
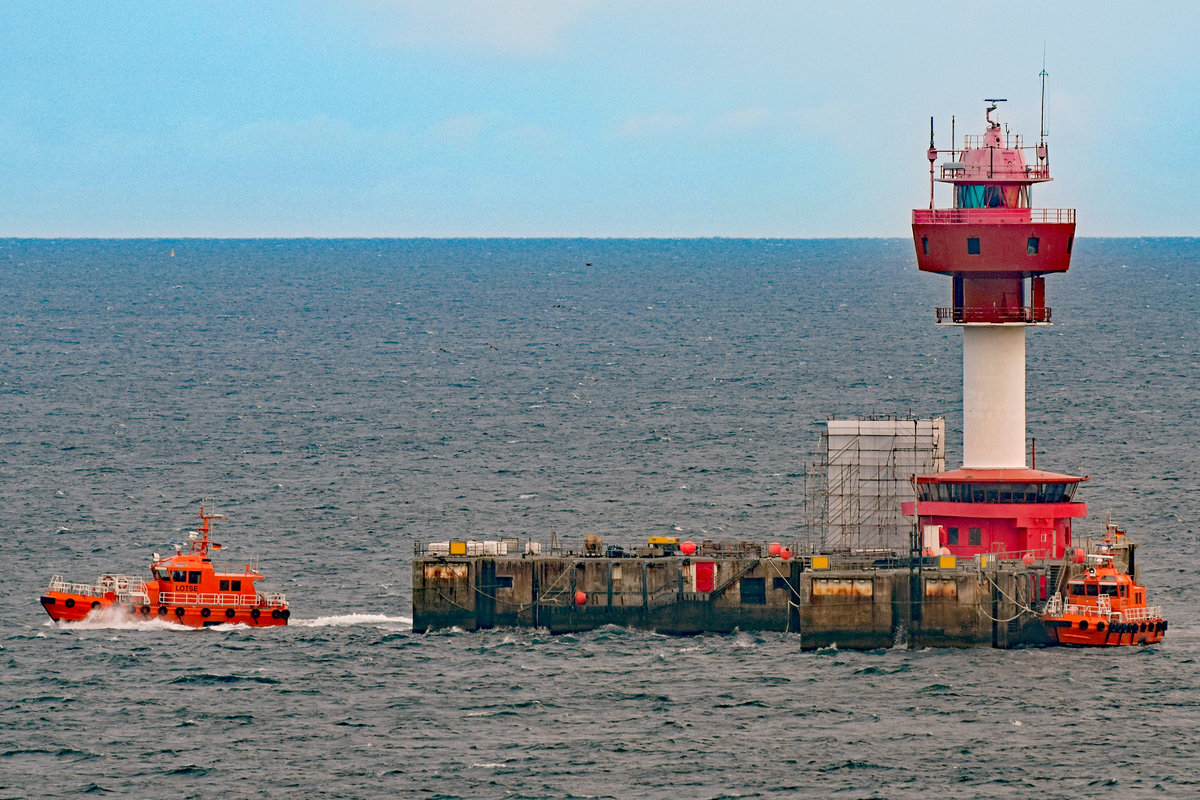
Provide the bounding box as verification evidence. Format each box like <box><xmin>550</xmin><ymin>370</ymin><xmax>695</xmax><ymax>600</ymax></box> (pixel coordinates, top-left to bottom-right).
<box><xmin>47</xmin><ymin>575</ymin><xmax>101</xmax><ymax>597</ymax></box>
<box><xmin>912</xmin><ymin>208</ymin><xmax>1074</xmax><ymax>224</ymax></box>
<box><xmin>47</xmin><ymin>574</ymin><xmax>150</xmax><ymax>605</ymax></box>
<box><xmin>259</xmin><ymin>592</ymin><xmax>288</xmax><ymax>608</ymax></box>
<box><xmin>1116</xmin><ymin>605</ymin><xmax>1163</xmax><ymax>623</ymax></box>
<box><xmin>158</xmin><ymin>590</ymin><xmax>265</xmax><ymax>607</ymax></box>
<box><xmin>211</xmin><ymin>558</ymin><xmax>261</xmax><ymax>574</ymax></box>
<box><xmin>1049</xmin><ymin>599</ymin><xmax>1163</xmax><ymax>623</ymax></box>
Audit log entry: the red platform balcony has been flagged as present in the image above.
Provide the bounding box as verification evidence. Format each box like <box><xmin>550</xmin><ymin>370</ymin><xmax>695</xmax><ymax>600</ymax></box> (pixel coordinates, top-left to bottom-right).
<box><xmin>912</xmin><ymin>208</ymin><xmax>1075</xmax><ymax>225</ymax></box>
<box><xmin>935</xmin><ymin>306</ymin><xmax>1051</xmax><ymax>324</ymax></box>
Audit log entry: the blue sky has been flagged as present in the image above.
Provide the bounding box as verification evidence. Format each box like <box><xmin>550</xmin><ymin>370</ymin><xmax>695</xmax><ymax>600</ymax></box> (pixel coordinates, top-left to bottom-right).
<box><xmin>1</xmin><ymin>1</ymin><xmax>1196</xmax><ymax>237</ymax></box>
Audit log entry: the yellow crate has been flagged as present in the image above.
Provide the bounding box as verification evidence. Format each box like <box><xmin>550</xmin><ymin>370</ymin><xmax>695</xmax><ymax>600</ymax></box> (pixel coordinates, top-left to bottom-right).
<box><xmin>938</xmin><ymin>555</ymin><xmax>957</xmax><ymax>569</ymax></box>
<box><xmin>449</xmin><ymin>541</ymin><xmax>467</xmax><ymax>556</ymax></box>
<box><xmin>811</xmin><ymin>555</ymin><xmax>830</xmax><ymax>570</ymax></box>
<box><xmin>648</xmin><ymin>537</ymin><xmax>680</xmax><ymax>545</ymax></box>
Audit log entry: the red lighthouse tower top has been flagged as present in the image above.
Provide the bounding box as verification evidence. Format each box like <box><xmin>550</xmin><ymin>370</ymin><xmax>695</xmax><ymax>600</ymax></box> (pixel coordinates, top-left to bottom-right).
<box><xmin>907</xmin><ymin>92</ymin><xmax>1084</xmax><ymax>560</ymax></box>
<box><xmin>913</xmin><ymin>99</ymin><xmax>1076</xmax><ymax>324</ymax></box>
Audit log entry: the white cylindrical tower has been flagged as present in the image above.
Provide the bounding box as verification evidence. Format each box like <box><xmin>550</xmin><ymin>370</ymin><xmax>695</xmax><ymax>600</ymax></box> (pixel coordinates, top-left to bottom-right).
<box><xmin>962</xmin><ymin>324</ymin><xmax>1026</xmax><ymax>468</ymax></box>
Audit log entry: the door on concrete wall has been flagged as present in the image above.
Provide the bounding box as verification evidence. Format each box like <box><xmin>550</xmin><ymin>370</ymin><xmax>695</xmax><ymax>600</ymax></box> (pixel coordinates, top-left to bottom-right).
<box><xmin>695</xmin><ymin>561</ymin><xmax>716</xmax><ymax>593</ymax></box>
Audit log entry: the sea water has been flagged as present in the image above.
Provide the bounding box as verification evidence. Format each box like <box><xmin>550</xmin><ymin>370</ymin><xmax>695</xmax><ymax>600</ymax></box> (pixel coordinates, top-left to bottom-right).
<box><xmin>1</xmin><ymin>238</ymin><xmax>1197</xmax><ymax>798</ymax></box>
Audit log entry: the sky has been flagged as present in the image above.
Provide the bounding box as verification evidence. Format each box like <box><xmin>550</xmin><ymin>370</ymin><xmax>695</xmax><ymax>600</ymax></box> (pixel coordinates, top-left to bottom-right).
<box><xmin>1</xmin><ymin>1</ymin><xmax>1197</xmax><ymax>238</ymax></box>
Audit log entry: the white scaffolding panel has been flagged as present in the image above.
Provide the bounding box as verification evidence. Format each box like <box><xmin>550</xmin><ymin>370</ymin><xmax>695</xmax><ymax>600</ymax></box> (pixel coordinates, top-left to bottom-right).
<box><xmin>810</xmin><ymin>418</ymin><xmax>945</xmax><ymax>553</ymax></box>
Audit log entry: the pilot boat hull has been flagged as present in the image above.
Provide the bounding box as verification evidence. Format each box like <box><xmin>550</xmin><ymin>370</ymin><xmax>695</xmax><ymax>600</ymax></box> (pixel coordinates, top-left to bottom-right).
<box><xmin>40</xmin><ymin>589</ymin><xmax>289</xmax><ymax>627</ymax></box>
<box><xmin>1044</xmin><ymin>615</ymin><xmax>1166</xmax><ymax>647</ymax></box>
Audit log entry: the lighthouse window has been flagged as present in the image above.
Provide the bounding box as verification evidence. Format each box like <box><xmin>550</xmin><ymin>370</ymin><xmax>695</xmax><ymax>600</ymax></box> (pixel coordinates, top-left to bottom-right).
<box><xmin>955</xmin><ymin>184</ymin><xmax>1030</xmax><ymax>209</ymax></box>
<box><xmin>1027</xmin><ymin>237</ymin><xmax>1039</xmax><ymax>254</ymax></box>
<box><xmin>967</xmin><ymin>237</ymin><xmax>981</xmax><ymax>255</ymax></box>
<box><xmin>968</xmin><ymin>528</ymin><xmax>981</xmax><ymax>546</ymax></box>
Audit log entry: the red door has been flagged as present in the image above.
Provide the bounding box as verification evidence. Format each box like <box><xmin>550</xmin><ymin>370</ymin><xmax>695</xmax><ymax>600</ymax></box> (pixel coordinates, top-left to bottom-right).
<box><xmin>695</xmin><ymin>561</ymin><xmax>715</xmax><ymax>593</ymax></box>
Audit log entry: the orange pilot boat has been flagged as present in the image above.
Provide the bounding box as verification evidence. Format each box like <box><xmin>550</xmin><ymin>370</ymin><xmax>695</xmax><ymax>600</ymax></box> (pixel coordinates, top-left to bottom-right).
<box><xmin>1043</xmin><ymin>548</ymin><xmax>1166</xmax><ymax>647</ymax></box>
<box><xmin>40</xmin><ymin>503</ymin><xmax>290</xmax><ymax>627</ymax></box>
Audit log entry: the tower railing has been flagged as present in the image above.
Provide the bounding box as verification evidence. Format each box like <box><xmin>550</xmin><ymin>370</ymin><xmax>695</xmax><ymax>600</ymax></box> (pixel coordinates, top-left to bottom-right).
<box><xmin>935</xmin><ymin>306</ymin><xmax>1052</xmax><ymax>324</ymax></box>
<box><xmin>912</xmin><ymin>208</ymin><xmax>1074</xmax><ymax>224</ymax></box>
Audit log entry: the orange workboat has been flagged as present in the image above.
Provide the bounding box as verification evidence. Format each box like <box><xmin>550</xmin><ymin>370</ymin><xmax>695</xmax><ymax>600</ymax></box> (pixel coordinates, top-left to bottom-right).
<box><xmin>40</xmin><ymin>503</ymin><xmax>289</xmax><ymax>627</ymax></box>
<box><xmin>1043</xmin><ymin>546</ymin><xmax>1166</xmax><ymax>646</ymax></box>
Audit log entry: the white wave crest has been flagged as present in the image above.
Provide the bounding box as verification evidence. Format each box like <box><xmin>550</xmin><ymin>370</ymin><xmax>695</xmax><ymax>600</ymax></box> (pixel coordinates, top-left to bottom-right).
<box><xmin>291</xmin><ymin>613</ymin><xmax>413</xmax><ymax>628</ymax></box>
<box><xmin>48</xmin><ymin>605</ymin><xmax>195</xmax><ymax>632</ymax></box>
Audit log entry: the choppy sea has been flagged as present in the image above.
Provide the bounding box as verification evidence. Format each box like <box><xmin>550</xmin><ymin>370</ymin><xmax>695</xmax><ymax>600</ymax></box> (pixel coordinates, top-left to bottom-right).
<box><xmin>1</xmin><ymin>238</ymin><xmax>1198</xmax><ymax>799</ymax></box>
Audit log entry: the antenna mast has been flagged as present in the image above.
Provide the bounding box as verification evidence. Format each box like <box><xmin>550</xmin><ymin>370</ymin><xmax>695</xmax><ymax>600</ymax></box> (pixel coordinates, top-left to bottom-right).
<box><xmin>1039</xmin><ymin>49</ymin><xmax>1049</xmax><ymax>145</ymax></box>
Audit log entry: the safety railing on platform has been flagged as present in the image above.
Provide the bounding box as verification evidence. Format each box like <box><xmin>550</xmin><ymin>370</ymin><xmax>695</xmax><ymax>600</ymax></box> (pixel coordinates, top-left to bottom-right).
<box><xmin>935</xmin><ymin>306</ymin><xmax>1052</xmax><ymax>324</ymax></box>
<box><xmin>912</xmin><ymin>208</ymin><xmax>1074</xmax><ymax>224</ymax></box>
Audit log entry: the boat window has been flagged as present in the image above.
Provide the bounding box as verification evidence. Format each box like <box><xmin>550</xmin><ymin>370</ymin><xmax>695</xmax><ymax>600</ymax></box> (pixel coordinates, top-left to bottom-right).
<box><xmin>967</xmin><ymin>237</ymin><xmax>981</xmax><ymax>255</ymax></box>
<box><xmin>1119</xmin><ymin>585</ymin><xmax>1127</xmax><ymax>597</ymax></box>
<box><xmin>188</xmin><ymin>571</ymin><xmax>201</xmax><ymax>584</ymax></box>
<box><xmin>231</xmin><ymin>580</ymin><xmax>242</xmax><ymax>592</ymax></box>
<box><xmin>172</xmin><ymin>570</ymin><xmax>187</xmax><ymax>582</ymax></box>
<box><xmin>1099</xmin><ymin>583</ymin><xmax>1119</xmax><ymax>596</ymax></box>
<box><xmin>155</xmin><ymin>568</ymin><xmax>169</xmax><ymax>581</ymax></box>
<box><xmin>1027</xmin><ymin>237</ymin><xmax>1039</xmax><ymax>255</ymax></box>
<box><xmin>1069</xmin><ymin>582</ymin><xmax>1085</xmax><ymax>596</ymax></box>
<box><xmin>946</xmin><ymin>527</ymin><xmax>959</xmax><ymax>546</ymax></box>
<box><xmin>219</xmin><ymin>580</ymin><xmax>230</xmax><ymax>591</ymax></box>
<box><xmin>968</xmin><ymin>528</ymin><xmax>981</xmax><ymax>546</ymax></box>
<box><xmin>1086</xmin><ymin>584</ymin><xmax>1099</xmax><ymax>596</ymax></box>
<box><xmin>998</xmin><ymin>485</ymin><xmax>1013</xmax><ymax>503</ymax></box>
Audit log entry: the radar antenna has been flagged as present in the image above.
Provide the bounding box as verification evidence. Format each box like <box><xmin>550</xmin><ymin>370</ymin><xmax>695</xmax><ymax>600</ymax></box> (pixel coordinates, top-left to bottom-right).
<box><xmin>983</xmin><ymin>98</ymin><xmax>1006</xmax><ymax>127</ymax></box>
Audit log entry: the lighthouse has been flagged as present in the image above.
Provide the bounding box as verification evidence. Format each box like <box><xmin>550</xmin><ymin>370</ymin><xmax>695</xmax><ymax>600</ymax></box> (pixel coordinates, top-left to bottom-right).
<box><xmin>905</xmin><ymin>96</ymin><xmax>1086</xmax><ymax>560</ymax></box>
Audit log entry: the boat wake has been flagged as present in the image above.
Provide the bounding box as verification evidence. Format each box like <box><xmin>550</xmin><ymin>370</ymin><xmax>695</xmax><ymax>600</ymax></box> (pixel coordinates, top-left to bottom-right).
<box><xmin>44</xmin><ymin>606</ymin><xmax>413</xmax><ymax>631</ymax></box>
<box><xmin>46</xmin><ymin>605</ymin><xmax>198</xmax><ymax>632</ymax></box>
<box><xmin>291</xmin><ymin>613</ymin><xmax>413</xmax><ymax>629</ymax></box>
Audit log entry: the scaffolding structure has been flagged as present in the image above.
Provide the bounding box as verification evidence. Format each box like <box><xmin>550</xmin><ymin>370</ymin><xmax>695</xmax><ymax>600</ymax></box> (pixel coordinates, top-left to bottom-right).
<box><xmin>803</xmin><ymin>418</ymin><xmax>945</xmax><ymax>554</ymax></box>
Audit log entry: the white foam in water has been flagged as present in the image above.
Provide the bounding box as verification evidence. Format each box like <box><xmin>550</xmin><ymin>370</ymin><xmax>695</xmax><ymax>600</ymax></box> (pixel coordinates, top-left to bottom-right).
<box><xmin>48</xmin><ymin>605</ymin><xmax>197</xmax><ymax>632</ymax></box>
<box><xmin>292</xmin><ymin>613</ymin><xmax>413</xmax><ymax>628</ymax></box>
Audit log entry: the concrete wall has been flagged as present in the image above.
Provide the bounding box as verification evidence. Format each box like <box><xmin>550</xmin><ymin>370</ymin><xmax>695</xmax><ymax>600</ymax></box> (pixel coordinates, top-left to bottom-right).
<box><xmin>412</xmin><ymin>554</ymin><xmax>1059</xmax><ymax>649</ymax></box>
